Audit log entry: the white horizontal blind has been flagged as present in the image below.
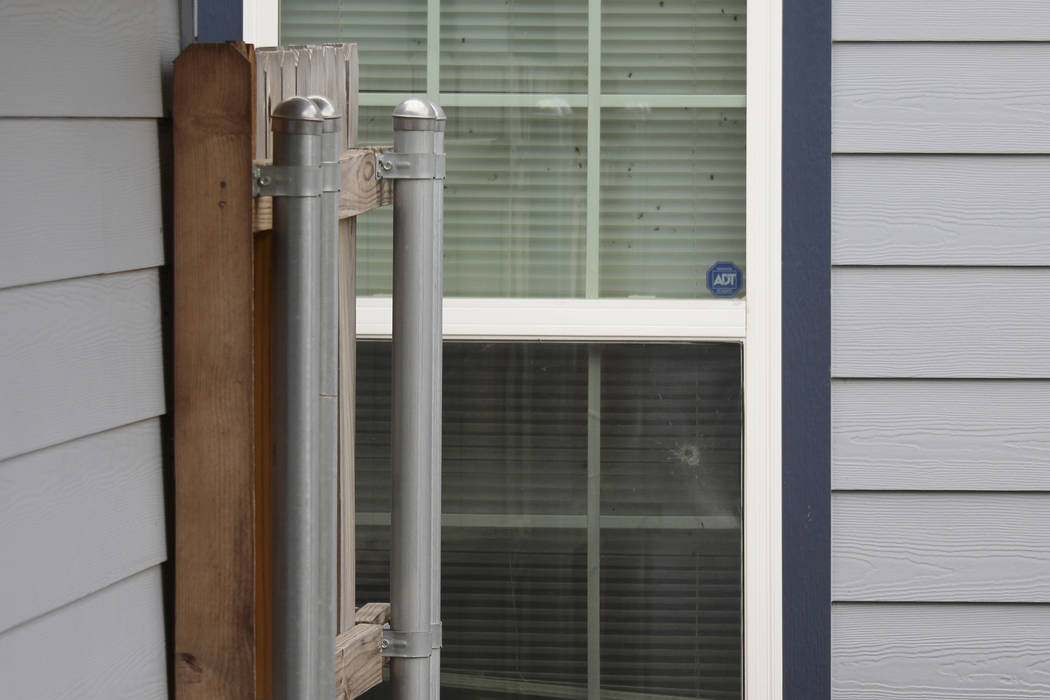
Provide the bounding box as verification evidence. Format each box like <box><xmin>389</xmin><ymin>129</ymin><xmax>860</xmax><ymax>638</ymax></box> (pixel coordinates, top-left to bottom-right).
<box><xmin>602</xmin><ymin>0</ymin><xmax>747</xmax><ymax>95</ymax></box>
<box><xmin>355</xmin><ymin>341</ymin><xmax>741</xmax><ymax>698</ymax></box>
<box><xmin>285</xmin><ymin>0</ymin><xmax>746</xmax><ymax>299</ymax></box>
<box><xmin>442</xmin><ymin>0</ymin><xmax>588</xmax><ymax>94</ymax></box>
<box><xmin>281</xmin><ymin>0</ymin><xmax>426</xmax><ymax>92</ymax></box>
<box><xmin>600</xmin><ymin>108</ymin><xmax>745</xmax><ymax>298</ymax></box>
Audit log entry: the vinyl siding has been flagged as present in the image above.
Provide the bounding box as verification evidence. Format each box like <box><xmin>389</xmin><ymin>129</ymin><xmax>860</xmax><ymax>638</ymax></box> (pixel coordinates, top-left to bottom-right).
<box><xmin>830</xmin><ymin>7</ymin><xmax>1050</xmax><ymax>698</ymax></box>
<box><xmin>0</xmin><ymin>0</ymin><xmax>176</xmax><ymax>694</ymax></box>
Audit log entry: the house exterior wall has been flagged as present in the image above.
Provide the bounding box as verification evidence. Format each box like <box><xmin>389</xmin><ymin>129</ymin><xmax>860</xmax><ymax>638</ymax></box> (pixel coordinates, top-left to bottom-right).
<box><xmin>0</xmin><ymin>1</ymin><xmax>179</xmax><ymax>696</ymax></box>
<box><xmin>830</xmin><ymin>3</ymin><xmax>1050</xmax><ymax>697</ymax></box>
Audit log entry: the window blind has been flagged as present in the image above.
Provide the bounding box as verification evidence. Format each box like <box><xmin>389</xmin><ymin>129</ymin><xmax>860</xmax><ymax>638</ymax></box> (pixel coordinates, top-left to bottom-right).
<box><xmin>282</xmin><ymin>0</ymin><xmax>746</xmax><ymax>300</ymax></box>
<box><xmin>599</xmin><ymin>108</ymin><xmax>746</xmax><ymax>298</ymax></box>
<box><xmin>356</xmin><ymin>341</ymin><xmax>741</xmax><ymax>698</ymax></box>
<box><xmin>601</xmin><ymin>0</ymin><xmax>747</xmax><ymax>95</ymax></box>
<box><xmin>442</xmin><ymin>0</ymin><xmax>588</xmax><ymax>94</ymax></box>
<box><xmin>281</xmin><ymin>0</ymin><xmax>426</xmax><ymax>92</ymax></box>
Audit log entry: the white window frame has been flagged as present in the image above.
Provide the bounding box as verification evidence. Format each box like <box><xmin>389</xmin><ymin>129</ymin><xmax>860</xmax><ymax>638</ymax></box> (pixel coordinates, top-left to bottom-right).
<box><xmin>253</xmin><ymin>0</ymin><xmax>781</xmax><ymax>695</ymax></box>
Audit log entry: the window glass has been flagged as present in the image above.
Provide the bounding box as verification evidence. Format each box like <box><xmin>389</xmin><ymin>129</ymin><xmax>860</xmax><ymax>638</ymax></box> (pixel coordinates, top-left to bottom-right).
<box><xmin>356</xmin><ymin>341</ymin><xmax>742</xmax><ymax>698</ymax></box>
<box><xmin>442</xmin><ymin>0</ymin><xmax>588</xmax><ymax>94</ymax></box>
<box><xmin>601</xmin><ymin>0</ymin><xmax>747</xmax><ymax>95</ymax></box>
<box><xmin>599</xmin><ymin>108</ymin><xmax>745</xmax><ymax>298</ymax></box>
<box><xmin>358</xmin><ymin>105</ymin><xmax>589</xmax><ymax>297</ymax></box>
<box><xmin>281</xmin><ymin>0</ymin><xmax>427</xmax><ymax>92</ymax></box>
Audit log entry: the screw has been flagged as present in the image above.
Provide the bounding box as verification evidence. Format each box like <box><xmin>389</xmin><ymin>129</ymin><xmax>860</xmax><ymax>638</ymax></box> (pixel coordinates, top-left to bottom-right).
<box><xmin>258</xmin><ymin>175</ymin><xmax>272</xmax><ymax>186</ymax></box>
<box><xmin>381</xmin><ymin>639</ymin><xmax>389</xmax><ymax>649</ymax></box>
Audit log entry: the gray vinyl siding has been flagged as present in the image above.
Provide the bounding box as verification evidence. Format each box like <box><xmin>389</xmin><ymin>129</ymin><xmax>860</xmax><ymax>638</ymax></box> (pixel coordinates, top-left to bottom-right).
<box><xmin>830</xmin><ymin>6</ymin><xmax>1050</xmax><ymax>698</ymax></box>
<box><xmin>0</xmin><ymin>1</ymin><xmax>177</xmax><ymax>696</ymax></box>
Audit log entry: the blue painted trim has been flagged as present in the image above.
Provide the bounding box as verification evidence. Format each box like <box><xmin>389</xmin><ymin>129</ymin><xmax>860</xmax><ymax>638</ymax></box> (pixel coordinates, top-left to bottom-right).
<box><xmin>782</xmin><ymin>0</ymin><xmax>831</xmax><ymax>697</ymax></box>
<box><xmin>196</xmin><ymin>0</ymin><xmax>242</xmax><ymax>42</ymax></box>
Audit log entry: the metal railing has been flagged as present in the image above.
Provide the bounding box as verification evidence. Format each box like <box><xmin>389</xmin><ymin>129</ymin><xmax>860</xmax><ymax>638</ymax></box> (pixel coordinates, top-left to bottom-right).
<box><xmin>265</xmin><ymin>95</ymin><xmax>445</xmax><ymax>700</ymax></box>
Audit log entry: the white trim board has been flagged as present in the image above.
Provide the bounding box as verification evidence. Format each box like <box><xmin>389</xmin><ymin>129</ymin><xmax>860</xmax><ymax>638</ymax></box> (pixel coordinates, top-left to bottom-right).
<box><xmin>357</xmin><ymin>297</ymin><xmax>746</xmax><ymax>342</ymax></box>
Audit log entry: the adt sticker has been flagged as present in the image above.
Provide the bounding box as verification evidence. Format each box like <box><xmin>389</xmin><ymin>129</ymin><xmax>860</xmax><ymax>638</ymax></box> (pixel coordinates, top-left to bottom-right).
<box><xmin>706</xmin><ymin>261</ymin><xmax>742</xmax><ymax>297</ymax></box>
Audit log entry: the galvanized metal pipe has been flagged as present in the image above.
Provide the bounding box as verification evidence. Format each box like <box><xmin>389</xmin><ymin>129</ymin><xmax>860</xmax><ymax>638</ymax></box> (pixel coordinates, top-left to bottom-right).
<box><xmin>270</xmin><ymin>96</ymin><xmax>323</xmax><ymax>700</ymax></box>
<box><xmin>429</xmin><ymin>103</ymin><xmax>446</xmax><ymax>700</ymax></box>
<box><xmin>389</xmin><ymin>98</ymin><xmax>442</xmax><ymax>700</ymax></box>
<box><xmin>309</xmin><ymin>94</ymin><xmax>341</xmax><ymax>700</ymax></box>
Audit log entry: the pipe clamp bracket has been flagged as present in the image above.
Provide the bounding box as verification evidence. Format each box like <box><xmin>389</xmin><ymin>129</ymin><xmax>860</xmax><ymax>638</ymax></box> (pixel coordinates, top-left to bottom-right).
<box><xmin>381</xmin><ymin>623</ymin><xmax>443</xmax><ymax>658</ymax></box>
<box><xmin>376</xmin><ymin>152</ymin><xmax>446</xmax><ymax>180</ymax></box>
<box><xmin>320</xmin><ymin>161</ymin><xmax>341</xmax><ymax>192</ymax></box>
<box><xmin>253</xmin><ymin>164</ymin><xmax>323</xmax><ymax>197</ymax></box>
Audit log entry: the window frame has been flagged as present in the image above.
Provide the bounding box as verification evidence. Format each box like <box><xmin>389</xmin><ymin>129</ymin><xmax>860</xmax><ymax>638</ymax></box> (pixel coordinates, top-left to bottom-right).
<box><xmin>255</xmin><ymin>0</ymin><xmax>782</xmax><ymax>695</ymax></box>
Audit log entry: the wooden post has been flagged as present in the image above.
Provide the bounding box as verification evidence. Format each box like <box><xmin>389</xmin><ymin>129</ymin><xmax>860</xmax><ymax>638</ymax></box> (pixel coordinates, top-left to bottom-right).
<box><xmin>173</xmin><ymin>42</ymin><xmax>257</xmax><ymax>699</ymax></box>
<box><xmin>176</xmin><ymin>40</ymin><xmax>385</xmax><ymax>700</ymax></box>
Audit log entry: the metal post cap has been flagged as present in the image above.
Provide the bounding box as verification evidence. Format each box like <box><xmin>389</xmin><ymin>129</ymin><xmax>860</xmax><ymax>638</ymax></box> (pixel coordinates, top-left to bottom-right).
<box><xmin>272</xmin><ymin>96</ymin><xmax>323</xmax><ymax>134</ymax></box>
<box><xmin>432</xmin><ymin>101</ymin><xmax>447</xmax><ymax>133</ymax></box>
<box><xmin>393</xmin><ymin>97</ymin><xmax>442</xmax><ymax>131</ymax></box>
<box><xmin>308</xmin><ymin>95</ymin><xmax>343</xmax><ymax>133</ymax></box>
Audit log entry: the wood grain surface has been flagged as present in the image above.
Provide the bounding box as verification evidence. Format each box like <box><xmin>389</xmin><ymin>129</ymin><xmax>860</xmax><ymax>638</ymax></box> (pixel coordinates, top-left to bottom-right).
<box><xmin>173</xmin><ymin>42</ymin><xmax>257</xmax><ymax>699</ymax></box>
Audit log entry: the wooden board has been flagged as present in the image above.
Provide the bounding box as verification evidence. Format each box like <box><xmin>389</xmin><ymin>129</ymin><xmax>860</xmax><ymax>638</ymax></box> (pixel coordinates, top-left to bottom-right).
<box><xmin>0</xmin><ymin>0</ymin><xmax>175</xmax><ymax>117</ymax></box>
<box><xmin>251</xmin><ymin>147</ymin><xmax>392</xmax><ymax>233</ymax></box>
<box><xmin>0</xmin><ymin>119</ymin><xmax>165</xmax><ymax>290</ymax></box>
<box><xmin>334</xmin><ymin>604</ymin><xmax>390</xmax><ymax>700</ymax></box>
<box><xmin>339</xmin><ymin>217</ymin><xmax>358</xmax><ymax>632</ymax></box>
<box><xmin>254</xmin><ymin>230</ymin><xmax>274</xmax><ymax>700</ymax></box>
<box><xmin>832</xmin><ymin>379</ymin><xmax>1050</xmax><ymax>490</ymax></box>
<box><xmin>0</xmin><ymin>269</ymin><xmax>165</xmax><ymax>461</ymax></box>
<box><xmin>173</xmin><ymin>42</ymin><xmax>257</xmax><ymax>699</ymax></box>
<box><xmin>832</xmin><ymin>156</ymin><xmax>1050</xmax><ymax>265</ymax></box>
<box><xmin>833</xmin><ymin>602</ymin><xmax>1050</xmax><ymax>698</ymax></box>
<box><xmin>833</xmin><ymin>0</ymin><xmax>1050</xmax><ymax>41</ymax></box>
<box><xmin>254</xmin><ymin>44</ymin><xmax>357</xmax><ymax>162</ymax></box>
<box><xmin>831</xmin><ymin>267</ymin><xmax>1050</xmax><ymax>378</ymax></box>
<box><xmin>832</xmin><ymin>44</ymin><xmax>1050</xmax><ymax>153</ymax></box>
<box><xmin>833</xmin><ymin>492</ymin><xmax>1050</xmax><ymax>601</ymax></box>
<box><xmin>0</xmin><ymin>567</ymin><xmax>168</xmax><ymax>699</ymax></box>
<box><xmin>0</xmin><ymin>419</ymin><xmax>166</xmax><ymax>635</ymax></box>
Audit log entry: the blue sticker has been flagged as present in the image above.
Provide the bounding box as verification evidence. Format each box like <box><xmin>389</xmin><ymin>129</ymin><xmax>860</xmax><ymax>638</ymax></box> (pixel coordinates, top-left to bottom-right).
<box><xmin>706</xmin><ymin>261</ymin><xmax>743</xmax><ymax>297</ymax></box>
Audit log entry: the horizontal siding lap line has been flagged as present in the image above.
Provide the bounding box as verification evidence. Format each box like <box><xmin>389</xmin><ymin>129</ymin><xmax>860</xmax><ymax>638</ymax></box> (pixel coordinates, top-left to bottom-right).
<box><xmin>0</xmin><ymin>268</ymin><xmax>166</xmax><ymax>461</ymax></box>
<box><xmin>831</xmin><ymin>267</ymin><xmax>1050</xmax><ymax>378</ymax></box>
<box><xmin>832</xmin><ymin>492</ymin><xmax>1050</xmax><ymax>602</ymax></box>
<box><xmin>833</xmin><ymin>603</ymin><xmax>1050</xmax><ymax>698</ymax></box>
<box><xmin>0</xmin><ymin>566</ymin><xmax>167</xmax><ymax>699</ymax></box>
<box><xmin>0</xmin><ymin>262</ymin><xmax>168</xmax><ymax>296</ymax></box>
<box><xmin>0</xmin><ymin>117</ymin><xmax>165</xmax><ymax>290</ymax></box>
<box><xmin>0</xmin><ymin>419</ymin><xmax>167</xmax><ymax>634</ymax></box>
<box><xmin>832</xmin><ymin>43</ymin><xmax>1050</xmax><ymax>153</ymax></box>
<box><xmin>832</xmin><ymin>489</ymin><xmax>1050</xmax><ymax>495</ymax></box>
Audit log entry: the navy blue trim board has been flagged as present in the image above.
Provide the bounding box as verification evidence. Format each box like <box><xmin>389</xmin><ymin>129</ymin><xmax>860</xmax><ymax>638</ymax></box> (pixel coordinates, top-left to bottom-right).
<box><xmin>196</xmin><ymin>0</ymin><xmax>243</xmax><ymax>43</ymax></box>
<box><xmin>781</xmin><ymin>0</ymin><xmax>832</xmax><ymax>697</ymax></box>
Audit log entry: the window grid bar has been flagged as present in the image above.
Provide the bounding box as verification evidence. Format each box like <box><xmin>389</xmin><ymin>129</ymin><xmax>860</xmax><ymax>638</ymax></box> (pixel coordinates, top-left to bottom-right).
<box><xmin>426</xmin><ymin>0</ymin><xmax>440</xmax><ymax>96</ymax></box>
<box><xmin>586</xmin><ymin>346</ymin><xmax>601</xmax><ymax>700</ymax></box>
<box><xmin>357</xmin><ymin>92</ymin><xmax>746</xmax><ymax>109</ymax></box>
<box><xmin>585</xmin><ymin>0</ymin><xmax>602</xmax><ymax>301</ymax></box>
<box><xmin>356</xmin><ymin>512</ymin><xmax>741</xmax><ymax>531</ymax></box>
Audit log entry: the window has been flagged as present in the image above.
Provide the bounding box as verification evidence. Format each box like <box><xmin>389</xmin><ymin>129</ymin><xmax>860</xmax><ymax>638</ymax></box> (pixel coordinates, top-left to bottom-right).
<box><xmin>277</xmin><ymin>0</ymin><xmax>781</xmax><ymax>696</ymax></box>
